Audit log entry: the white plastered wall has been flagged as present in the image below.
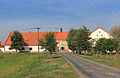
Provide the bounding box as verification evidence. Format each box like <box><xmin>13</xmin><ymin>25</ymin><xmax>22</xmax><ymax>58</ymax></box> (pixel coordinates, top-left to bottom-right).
<box><xmin>0</xmin><ymin>48</ymin><xmax>4</xmax><ymax>52</ymax></box>
<box><xmin>5</xmin><ymin>46</ymin><xmax>45</xmax><ymax>53</ymax></box>
<box><xmin>89</xmin><ymin>28</ymin><xmax>113</xmax><ymax>40</ymax></box>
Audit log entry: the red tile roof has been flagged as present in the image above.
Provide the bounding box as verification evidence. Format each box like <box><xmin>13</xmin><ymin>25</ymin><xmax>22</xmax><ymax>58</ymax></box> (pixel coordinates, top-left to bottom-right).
<box><xmin>0</xmin><ymin>41</ymin><xmax>4</xmax><ymax>45</ymax></box>
<box><xmin>88</xmin><ymin>32</ymin><xmax>93</xmax><ymax>35</ymax></box>
<box><xmin>5</xmin><ymin>32</ymin><xmax>69</xmax><ymax>46</ymax></box>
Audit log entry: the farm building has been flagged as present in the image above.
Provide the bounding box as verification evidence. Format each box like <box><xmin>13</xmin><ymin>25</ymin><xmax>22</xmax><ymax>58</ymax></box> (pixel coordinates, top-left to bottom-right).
<box><xmin>4</xmin><ymin>32</ymin><xmax>69</xmax><ymax>53</ymax></box>
<box><xmin>89</xmin><ymin>27</ymin><xmax>113</xmax><ymax>46</ymax></box>
<box><xmin>3</xmin><ymin>27</ymin><xmax>113</xmax><ymax>53</ymax></box>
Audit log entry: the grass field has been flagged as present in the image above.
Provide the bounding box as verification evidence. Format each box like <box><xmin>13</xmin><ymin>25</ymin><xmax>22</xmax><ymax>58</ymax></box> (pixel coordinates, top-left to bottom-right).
<box><xmin>0</xmin><ymin>52</ymin><xmax>80</xmax><ymax>78</ymax></box>
<box><xmin>73</xmin><ymin>53</ymin><xmax>120</xmax><ymax>69</ymax></box>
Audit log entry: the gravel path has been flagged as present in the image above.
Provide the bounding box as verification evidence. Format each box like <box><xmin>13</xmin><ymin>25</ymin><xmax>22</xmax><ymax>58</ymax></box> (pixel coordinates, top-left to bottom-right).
<box><xmin>61</xmin><ymin>52</ymin><xmax>120</xmax><ymax>78</ymax></box>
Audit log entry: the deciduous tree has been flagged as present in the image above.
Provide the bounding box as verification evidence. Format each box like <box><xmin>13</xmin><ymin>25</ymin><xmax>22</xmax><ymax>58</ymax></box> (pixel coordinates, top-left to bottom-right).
<box><xmin>10</xmin><ymin>31</ymin><xmax>24</xmax><ymax>52</ymax></box>
<box><xmin>39</xmin><ymin>33</ymin><xmax>57</xmax><ymax>55</ymax></box>
<box><xmin>110</xmin><ymin>26</ymin><xmax>120</xmax><ymax>52</ymax></box>
<box><xmin>66</xmin><ymin>26</ymin><xmax>91</xmax><ymax>54</ymax></box>
<box><xmin>94</xmin><ymin>38</ymin><xmax>118</xmax><ymax>54</ymax></box>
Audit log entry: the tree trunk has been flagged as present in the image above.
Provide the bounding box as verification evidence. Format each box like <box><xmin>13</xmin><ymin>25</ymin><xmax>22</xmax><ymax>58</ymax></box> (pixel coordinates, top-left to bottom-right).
<box><xmin>90</xmin><ymin>51</ymin><xmax>93</xmax><ymax>56</ymax></box>
<box><xmin>100</xmin><ymin>51</ymin><xmax>103</xmax><ymax>58</ymax></box>
<box><xmin>106</xmin><ymin>53</ymin><xmax>109</xmax><ymax>59</ymax></box>
<box><xmin>16</xmin><ymin>49</ymin><xmax>17</xmax><ymax>53</ymax></box>
<box><xmin>114</xmin><ymin>53</ymin><xmax>117</xmax><ymax>62</ymax></box>
<box><xmin>96</xmin><ymin>53</ymin><xmax>98</xmax><ymax>57</ymax></box>
<box><xmin>79</xmin><ymin>50</ymin><xmax>81</xmax><ymax>55</ymax></box>
<box><xmin>72</xmin><ymin>51</ymin><xmax>75</xmax><ymax>54</ymax></box>
<box><xmin>50</xmin><ymin>51</ymin><xmax>52</xmax><ymax>55</ymax></box>
<box><xmin>76</xmin><ymin>51</ymin><xmax>78</xmax><ymax>54</ymax></box>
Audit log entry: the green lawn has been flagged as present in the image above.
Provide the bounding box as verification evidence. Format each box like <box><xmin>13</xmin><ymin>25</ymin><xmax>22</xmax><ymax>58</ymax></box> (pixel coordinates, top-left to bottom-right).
<box><xmin>0</xmin><ymin>52</ymin><xmax>81</xmax><ymax>78</ymax></box>
<box><xmin>73</xmin><ymin>53</ymin><xmax>120</xmax><ymax>69</ymax></box>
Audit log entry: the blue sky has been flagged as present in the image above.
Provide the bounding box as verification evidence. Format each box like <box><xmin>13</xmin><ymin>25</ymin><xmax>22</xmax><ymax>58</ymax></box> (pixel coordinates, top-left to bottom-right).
<box><xmin>0</xmin><ymin>0</ymin><xmax>120</xmax><ymax>42</ymax></box>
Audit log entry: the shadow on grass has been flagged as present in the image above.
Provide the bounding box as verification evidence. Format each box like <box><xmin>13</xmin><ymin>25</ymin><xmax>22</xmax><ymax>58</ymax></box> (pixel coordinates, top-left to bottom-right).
<box><xmin>47</xmin><ymin>56</ymin><xmax>62</xmax><ymax>59</ymax></box>
<box><xmin>78</xmin><ymin>53</ymin><xmax>93</xmax><ymax>56</ymax></box>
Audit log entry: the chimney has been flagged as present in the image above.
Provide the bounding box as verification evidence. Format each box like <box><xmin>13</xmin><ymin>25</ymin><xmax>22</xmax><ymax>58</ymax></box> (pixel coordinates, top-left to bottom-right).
<box><xmin>60</xmin><ymin>27</ymin><xmax>63</xmax><ymax>32</ymax></box>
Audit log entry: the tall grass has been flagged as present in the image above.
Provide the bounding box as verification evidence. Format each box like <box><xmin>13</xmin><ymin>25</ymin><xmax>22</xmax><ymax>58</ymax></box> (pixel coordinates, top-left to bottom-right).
<box><xmin>0</xmin><ymin>53</ymin><xmax>80</xmax><ymax>78</ymax></box>
<box><xmin>77</xmin><ymin>53</ymin><xmax>120</xmax><ymax>69</ymax></box>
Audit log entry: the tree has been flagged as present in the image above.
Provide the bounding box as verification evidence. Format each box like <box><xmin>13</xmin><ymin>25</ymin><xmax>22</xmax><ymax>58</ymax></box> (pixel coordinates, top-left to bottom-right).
<box><xmin>10</xmin><ymin>31</ymin><xmax>24</xmax><ymax>52</ymax></box>
<box><xmin>104</xmin><ymin>39</ymin><xmax>118</xmax><ymax>53</ymax></box>
<box><xmin>110</xmin><ymin>26</ymin><xmax>120</xmax><ymax>39</ymax></box>
<box><xmin>66</xmin><ymin>28</ymin><xmax>76</xmax><ymax>53</ymax></box>
<box><xmin>110</xmin><ymin>26</ymin><xmax>120</xmax><ymax>53</ymax></box>
<box><xmin>94</xmin><ymin>38</ymin><xmax>118</xmax><ymax>54</ymax></box>
<box><xmin>77</xmin><ymin>26</ymin><xmax>91</xmax><ymax>53</ymax></box>
<box><xmin>94</xmin><ymin>38</ymin><xmax>105</xmax><ymax>54</ymax></box>
<box><xmin>66</xmin><ymin>26</ymin><xmax>91</xmax><ymax>54</ymax></box>
<box><xmin>39</xmin><ymin>32</ymin><xmax>57</xmax><ymax>55</ymax></box>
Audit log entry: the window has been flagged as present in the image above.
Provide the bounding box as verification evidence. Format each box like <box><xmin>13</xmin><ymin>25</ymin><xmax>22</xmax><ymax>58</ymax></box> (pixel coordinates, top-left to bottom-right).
<box><xmin>22</xmin><ymin>47</ymin><xmax>25</xmax><ymax>50</ymax></box>
<box><xmin>29</xmin><ymin>48</ymin><xmax>32</xmax><ymax>50</ymax></box>
<box><xmin>9</xmin><ymin>48</ymin><xmax>12</xmax><ymax>50</ymax></box>
<box><xmin>101</xmin><ymin>35</ymin><xmax>103</xmax><ymax>36</ymax></box>
<box><xmin>99</xmin><ymin>31</ymin><xmax>101</xmax><ymax>33</ymax></box>
<box><xmin>61</xmin><ymin>47</ymin><xmax>65</xmax><ymax>50</ymax></box>
<box><xmin>96</xmin><ymin>35</ymin><xmax>98</xmax><ymax>36</ymax></box>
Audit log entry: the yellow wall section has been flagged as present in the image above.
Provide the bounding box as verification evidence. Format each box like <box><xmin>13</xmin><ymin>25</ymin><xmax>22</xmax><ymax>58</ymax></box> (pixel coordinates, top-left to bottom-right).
<box><xmin>59</xmin><ymin>40</ymin><xmax>68</xmax><ymax>52</ymax></box>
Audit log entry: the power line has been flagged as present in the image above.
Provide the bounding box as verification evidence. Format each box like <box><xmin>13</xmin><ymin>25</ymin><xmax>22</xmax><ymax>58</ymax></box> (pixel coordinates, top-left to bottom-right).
<box><xmin>20</xmin><ymin>26</ymin><xmax>60</xmax><ymax>32</ymax></box>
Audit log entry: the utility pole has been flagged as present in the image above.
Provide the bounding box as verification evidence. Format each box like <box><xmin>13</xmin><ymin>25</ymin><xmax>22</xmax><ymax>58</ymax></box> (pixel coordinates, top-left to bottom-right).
<box><xmin>37</xmin><ymin>27</ymin><xmax>40</xmax><ymax>59</ymax></box>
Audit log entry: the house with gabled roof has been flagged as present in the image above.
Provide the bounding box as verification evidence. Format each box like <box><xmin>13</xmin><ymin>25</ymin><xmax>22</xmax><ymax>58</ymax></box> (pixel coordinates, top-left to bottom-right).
<box><xmin>4</xmin><ymin>27</ymin><xmax>113</xmax><ymax>53</ymax></box>
<box><xmin>89</xmin><ymin>27</ymin><xmax>113</xmax><ymax>40</ymax></box>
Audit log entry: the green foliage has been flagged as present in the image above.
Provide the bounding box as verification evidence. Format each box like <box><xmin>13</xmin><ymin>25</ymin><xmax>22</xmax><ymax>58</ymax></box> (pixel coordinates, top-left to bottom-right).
<box><xmin>66</xmin><ymin>26</ymin><xmax>91</xmax><ymax>53</ymax></box>
<box><xmin>66</xmin><ymin>29</ymin><xmax>76</xmax><ymax>52</ymax></box>
<box><xmin>110</xmin><ymin>26</ymin><xmax>120</xmax><ymax>39</ymax></box>
<box><xmin>10</xmin><ymin>31</ymin><xmax>24</xmax><ymax>52</ymax></box>
<box><xmin>94</xmin><ymin>38</ymin><xmax>118</xmax><ymax>54</ymax></box>
<box><xmin>104</xmin><ymin>39</ymin><xmax>118</xmax><ymax>52</ymax></box>
<box><xmin>110</xmin><ymin>26</ymin><xmax>120</xmax><ymax>52</ymax></box>
<box><xmin>39</xmin><ymin>33</ymin><xmax>57</xmax><ymax>55</ymax></box>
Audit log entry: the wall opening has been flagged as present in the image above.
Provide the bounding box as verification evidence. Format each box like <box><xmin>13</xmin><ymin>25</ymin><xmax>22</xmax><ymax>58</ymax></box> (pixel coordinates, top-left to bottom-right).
<box><xmin>61</xmin><ymin>47</ymin><xmax>65</xmax><ymax>50</ymax></box>
<box><xmin>29</xmin><ymin>48</ymin><xmax>32</xmax><ymax>50</ymax></box>
<box><xmin>22</xmin><ymin>47</ymin><xmax>25</xmax><ymax>50</ymax></box>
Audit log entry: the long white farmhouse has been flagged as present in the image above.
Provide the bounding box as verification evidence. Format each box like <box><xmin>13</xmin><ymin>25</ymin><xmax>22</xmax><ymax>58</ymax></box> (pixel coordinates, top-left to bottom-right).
<box><xmin>3</xmin><ymin>27</ymin><xmax>113</xmax><ymax>53</ymax></box>
<box><xmin>4</xmin><ymin>32</ymin><xmax>69</xmax><ymax>53</ymax></box>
